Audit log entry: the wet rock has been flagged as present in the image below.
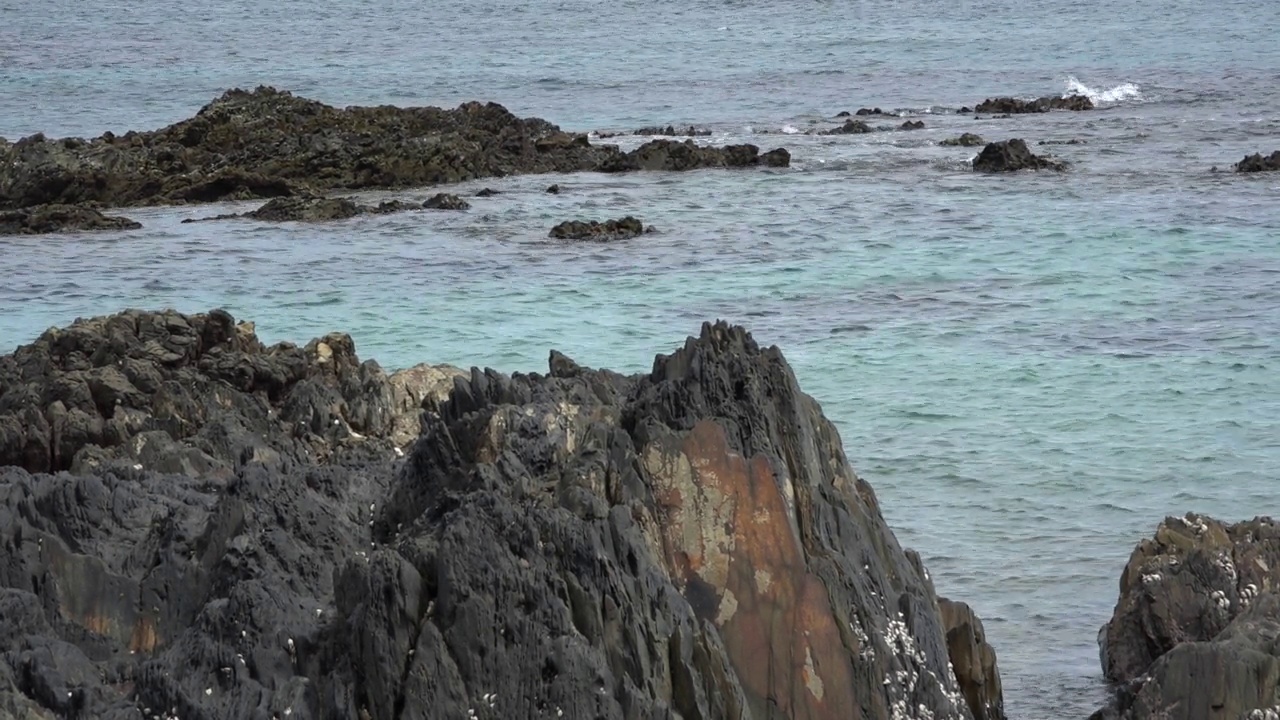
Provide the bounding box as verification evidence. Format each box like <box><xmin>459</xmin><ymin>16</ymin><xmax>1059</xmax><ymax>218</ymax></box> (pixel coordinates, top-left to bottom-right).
<box><xmin>974</xmin><ymin>95</ymin><xmax>1094</xmax><ymax>113</ymax></box>
<box><xmin>1236</xmin><ymin>150</ymin><xmax>1280</xmax><ymax>172</ymax></box>
<box><xmin>0</xmin><ymin>316</ymin><xmax>998</xmax><ymax>720</ymax></box>
<box><xmin>545</xmin><ymin>183</ymin><xmax>561</xmax><ymax>194</ymax></box>
<box><xmin>182</xmin><ymin>195</ymin><xmax>426</xmax><ymax>223</ymax></box>
<box><xmin>1092</xmin><ymin>514</ymin><xmax>1280</xmax><ymax>720</ymax></box>
<box><xmin>549</xmin><ymin>216</ymin><xmax>650</xmax><ymax>241</ymax></box>
<box><xmin>598</xmin><ymin>139</ymin><xmax>790</xmax><ymax>171</ymax></box>
<box><xmin>1038</xmin><ymin>139</ymin><xmax>1087</xmax><ymax>145</ymax></box>
<box><xmin>940</xmin><ymin>133</ymin><xmax>985</xmax><ymax>147</ymax></box>
<box><xmin>475</xmin><ymin>187</ymin><xmax>501</xmax><ymax>197</ymax></box>
<box><xmin>0</xmin><ymin>203</ymin><xmax>142</xmax><ymax>235</ymax></box>
<box><xmin>635</xmin><ymin>124</ymin><xmax>711</xmax><ymax>137</ymax></box>
<box><xmin>835</xmin><ymin>110</ymin><xmax>851</xmax><ymax>117</ymax></box>
<box><xmin>0</xmin><ymin>86</ymin><xmax>788</xmax><ymax>212</ymax></box>
<box><xmin>972</xmin><ymin>139</ymin><xmax>1066</xmax><ymax>172</ymax></box>
<box><xmin>956</xmin><ymin>106</ymin><xmax>974</xmax><ymax>114</ymax></box>
<box><xmin>823</xmin><ymin>119</ymin><xmax>873</xmax><ymax>135</ymax></box>
<box><xmin>856</xmin><ymin>107</ymin><xmax>885</xmax><ymax>115</ymax></box>
<box><xmin>939</xmin><ymin>598</ymin><xmax>1006</xmax><ymax>720</ymax></box>
<box><xmin>900</xmin><ymin>120</ymin><xmax>926</xmax><ymax>130</ymax></box>
<box><xmin>422</xmin><ymin>192</ymin><xmax>469</xmax><ymax>210</ymax></box>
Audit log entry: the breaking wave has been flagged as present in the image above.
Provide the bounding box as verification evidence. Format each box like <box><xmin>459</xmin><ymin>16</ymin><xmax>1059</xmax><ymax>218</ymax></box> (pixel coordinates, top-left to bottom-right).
<box><xmin>1064</xmin><ymin>76</ymin><xmax>1142</xmax><ymax>104</ymax></box>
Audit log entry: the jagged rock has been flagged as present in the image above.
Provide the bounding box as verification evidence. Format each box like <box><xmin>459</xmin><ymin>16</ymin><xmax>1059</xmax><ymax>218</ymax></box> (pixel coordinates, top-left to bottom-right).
<box><xmin>0</xmin><ymin>86</ymin><xmax>789</xmax><ymax>212</ymax></box>
<box><xmin>939</xmin><ymin>598</ymin><xmax>1005</xmax><ymax>720</ymax></box>
<box><xmin>549</xmin><ymin>216</ymin><xmax>650</xmax><ymax>241</ymax></box>
<box><xmin>423</xmin><ymin>193</ymin><xmax>469</xmax><ymax>210</ymax></box>
<box><xmin>856</xmin><ymin>107</ymin><xmax>885</xmax><ymax>115</ymax></box>
<box><xmin>181</xmin><ymin>195</ymin><xmax>428</xmax><ymax>223</ymax></box>
<box><xmin>385</xmin><ymin>363</ymin><xmax>467</xmax><ymax>448</ymax></box>
<box><xmin>635</xmin><ymin>125</ymin><xmax>711</xmax><ymax>137</ymax></box>
<box><xmin>475</xmin><ymin>188</ymin><xmax>500</xmax><ymax>197</ymax></box>
<box><xmin>598</xmin><ymin>139</ymin><xmax>790</xmax><ymax>172</ymax></box>
<box><xmin>0</xmin><ymin>203</ymin><xmax>141</xmax><ymax>235</ymax></box>
<box><xmin>823</xmin><ymin>119</ymin><xmax>873</xmax><ymax>135</ymax></box>
<box><xmin>0</xmin><ymin>316</ymin><xmax>999</xmax><ymax>720</ymax></box>
<box><xmin>1236</xmin><ymin>151</ymin><xmax>1280</xmax><ymax>172</ymax></box>
<box><xmin>545</xmin><ymin>184</ymin><xmax>561</xmax><ymax>194</ymax></box>
<box><xmin>1090</xmin><ymin>514</ymin><xmax>1280</xmax><ymax>720</ymax></box>
<box><xmin>900</xmin><ymin>120</ymin><xmax>925</xmax><ymax>130</ymax></box>
<box><xmin>972</xmin><ymin>139</ymin><xmax>1066</xmax><ymax>172</ymax></box>
<box><xmin>974</xmin><ymin>95</ymin><xmax>1094</xmax><ymax>113</ymax></box>
<box><xmin>940</xmin><ymin>133</ymin><xmax>985</xmax><ymax>147</ymax></box>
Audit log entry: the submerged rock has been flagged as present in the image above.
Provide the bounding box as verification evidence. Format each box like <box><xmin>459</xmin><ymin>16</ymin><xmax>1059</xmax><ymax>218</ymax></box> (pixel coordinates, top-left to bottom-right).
<box><xmin>0</xmin><ymin>203</ymin><xmax>141</xmax><ymax>235</ymax></box>
<box><xmin>823</xmin><ymin>119</ymin><xmax>873</xmax><ymax>135</ymax></box>
<box><xmin>422</xmin><ymin>192</ymin><xmax>470</xmax><ymax>210</ymax></box>
<box><xmin>974</xmin><ymin>95</ymin><xmax>1094</xmax><ymax>113</ymax></box>
<box><xmin>548</xmin><ymin>216</ymin><xmax>650</xmax><ymax>241</ymax></box>
<box><xmin>475</xmin><ymin>187</ymin><xmax>501</xmax><ymax>196</ymax></box>
<box><xmin>1092</xmin><ymin>514</ymin><xmax>1280</xmax><ymax>720</ymax></box>
<box><xmin>599</xmin><ymin>139</ymin><xmax>790</xmax><ymax>171</ymax></box>
<box><xmin>940</xmin><ymin>133</ymin><xmax>985</xmax><ymax>147</ymax></box>
<box><xmin>856</xmin><ymin>107</ymin><xmax>885</xmax><ymax>115</ymax></box>
<box><xmin>182</xmin><ymin>194</ymin><xmax>428</xmax><ymax>223</ymax></box>
<box><xmin>635</xmin><ymin>124</ymin><xmax>712</xmax><ymax>137</ymax></box>
<box><xmin>900</xmin><ymin>120</ymin><xmax>926</xmax><ymax>130</ymax></box>
<box><xmin>972</xmin><ymin>139</ymin><xmax>1066</xmax><ymax>172</ymax></box>
<box><xmin>0</xmin><ymin>86</ymin><xmax>789</xmax><ymax>212</ymax></box>
<box><xmin>0</xmin><ymin>314</ymin><xmax>1001</xmax><ymax>720</ymax></box>
<box><xmin>1236</xmin><ymin>150</ymin><xmax>1280</xmax><ymax>172</ymax></box>
<box><xmin>545</xmin><ymin>183</ymin><xmax>561</xmax><ymax>193</ymax></box>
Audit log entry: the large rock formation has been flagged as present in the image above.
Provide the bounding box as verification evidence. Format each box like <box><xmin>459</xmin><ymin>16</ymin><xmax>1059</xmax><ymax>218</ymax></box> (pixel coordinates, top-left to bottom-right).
<box><xmin>0</xmin><ymin>203</ymin><xmax>141</xmax><ymax>235</ymax></box>
<box><xmin>0</xmin><ymin>86</ymin><xmax>789</xmax><ymax>213</ymax></box>
<box><xmin>549</xmin><ymin>216</ymin><xmax>650</xmax><ymax>241</ymax></box>
<box><xmin>972</xmin><ymin>139</ymin><xmax>1066</xmax><ymax>172</ymax></box>
<box><xmin>1092</xmin><ymin>513</ymin><xmax>1280</xmax><ymax>720</ymax></box>
<box><xmin>0</xmin><ymin>311</ymin><xmax>1001</xmax><ymax>719</ymax></box>
<box><xmin>974</xmin><ymin>95</ymin><xmax>1094</xmax><ymax>113</ymax></box>
<box><xmin>1236</xmin><ymin>151</ymin><xmax>1280</xmax><ymax>173</ymax></box>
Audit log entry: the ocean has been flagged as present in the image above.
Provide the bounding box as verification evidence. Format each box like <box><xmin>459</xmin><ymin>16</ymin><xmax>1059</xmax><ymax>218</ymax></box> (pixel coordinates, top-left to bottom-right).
<box><xmin>3</xmin><ymin>0</ymin><xmax>1279</xmax><ymax>716</ymax></box>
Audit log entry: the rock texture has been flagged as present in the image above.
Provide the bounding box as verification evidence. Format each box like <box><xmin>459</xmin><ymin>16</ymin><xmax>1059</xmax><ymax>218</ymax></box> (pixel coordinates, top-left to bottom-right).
<box><xmin>939</xmin><ymin>133</ymin><xmax>985</xmax><ymax>147</ymax></box>
<box><xmin>182</xmin><ymin>195</ymin><xmax>429</xmax><ymax>224</ymax></box>
<box><xmin>635</xmin><ymin>125</ymin><xmax>712</xmax><ymax>137</ymax></box>
<box><xmin>1236</xmin><ymin>151</ymin><xmax>1280</xmax><ymax>173</ymax></box>
<box><xmin>0</xmin><ymin>86</ymin><xmax>789</xmax><ymax>212</ymax></box>
<box><xmin>938</xmin><ymin>598</ymin><xmax>1004</xmax><ymax>720</ymax></box>
<box><xmin>823</xmin><ymin>119</ymin><xmax>873</xmax><ymax>135</ymax></box>
<box><xmin>972</xmin><ymin>140</ymin><xmax>1066</xmax><ymax>172</ymax></box>
<box><xmin>597</xmin><ymin>139</ymin><xmax>790</xmax><ymax>172</ymax></box>
<box><xmin>549</xmin><ymin>216</ymin><xmax>651</xmax><ymax>241</ymax></box>
<box><xmin>0</xmin><ymin>203</ymin><xmax>142</xmax><ymax>235</ymax></box>
<box><xmin>974</xmin><ymin>95</ymin><xmax>1094</xmax><ymax>113</ymax></box>
<box><xmin>0</xmin><ymin>313</ymin><xmax>1002</xmax><ymax>720</ymax></box>
<box><xmin>1091</xmin><ymin>513</ymin><xmax>1280</xmax><ymax>720</ymax></box>
<box><xmin>422</xmin><ymin>193</ymin><xmax>470</xmax><ymax>210</ymax></box>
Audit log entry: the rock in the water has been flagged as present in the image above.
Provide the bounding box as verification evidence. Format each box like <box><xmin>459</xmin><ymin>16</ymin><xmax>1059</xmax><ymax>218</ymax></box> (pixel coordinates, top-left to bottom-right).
<box><xmin>635</xmin><ymin>124</ymin><xmax>711</xmax><ymax>137</ymax></box>
<box><xmin>823</xmin><ymin>119</ymin><xmax>873</xmax><ymax>135</ymax></box>
<box><xmin>974</xmin><ymin>95</ymin><xmax>1094</xmax><ymax>113</ymax></box>
<box><xmin>1038</xmin><ymin>139</ymin><xmax>1087</xmax><ymax>145</ymax></box>
<box><xmin>0</xmin><ymin>203</ymin><xmax>142</xmax><ymax>235</ymax></box>
<box><xmin>900</xmin><ymin>120</ymin><xmax>926</xmax><ymax>130</ymax></box>
<box><xmin>422</xmin><ymin>192</ymin><xmax>470</xmax><ymax>210</ymax></box>
<box><xmin>0</xmin><ymin>315</ymin><xmax>999</xmax><ymax>720</ymax></box>
<box><xmin>246</xmin><ymin>195</ymin><xmax>364</xmax><ymax>221</ymax></box>
<box><xmin>598</xmin><ymin>139</ymin><xmax>790</xmax><ymax>171</ymax></box>
<box><xmin>475</xmin><ymin>187</ymin><xmax>501</xmax><ymax>196</ymax></box>
<box><xmin>549</xmin><ymin>216</ymin><xmax>650</xmax><ymax>241</ymax></box>
<box><xmin>1092</xmin><ymin>514</ymin><xmax>1280</xmax><ymax>720</ymax></box>
<box><xmin>856</xmin><ymin>107</ymin><xmax>885</xmax><ymax>115</ymax></box>
<box><xmin>545</xmin><ymin>183</ymin><xmax>561</xmax><ymax>193</ymax></box>
<box><xmin>0</xmin><ymin>86</ymin><xmax>788</xmax><ymax>212</ymax></box>
<box><xmin>940</xmin><ymin>133</ymin><xmax>985</xmax><ymax>147</ymax></box>
<box><xmin>939</xmin><ymin>598</ymin><xmax>1006</xmax><ymax>720</ymax></box>
<box><xmin>972</xmin><ymin>139</ymin><xmax>1066</xmax><ymax>172</ymax></box>
<box><xmin>1236</xmin><ymin>150</ymin><xmax>1280</xmax><ymax>172</ymax></box>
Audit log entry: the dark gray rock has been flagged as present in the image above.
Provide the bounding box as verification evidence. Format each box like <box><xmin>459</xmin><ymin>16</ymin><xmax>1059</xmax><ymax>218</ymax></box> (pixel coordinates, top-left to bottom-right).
<box><xmin>940</xmin><ymin>133</ymin><xmax>985</xmax><ymax>147</ymax></box>
<box><xmin>0</xmin><ymin>203</ymin><xmax>141</xmax><ymax>235</ymax></box>
<box><xmin>181</xmin><ymin>195</ymin><xmax>425</xmax><ymax>223</ymax></box>
<box><xmin>598</xmin><ymin>139</ymin><xmax>790</xmax><ymax>172</ymax></box>
<box><xmin>972</xmin><ymin>139</ymin><xmax>1066</xmax><ymax>172</ymax></box>
<box><xmin>548</xmin><ymin>216</ymin><xmax>650</xmax><ymax>241</ymax></box>
<box><xmin>939</xmin><ymin>598</ymin><xmax>1005</xmax><ymax>720</ymax></box>
<box><xmin>635</xmin><ymin>125</ymin><xmax>712</xmax><ymax>137</ymax></box>
<box><xmin>900</xmin><ymin>120</ymin><xmax>925</xmax><ymax>130</ymax></box>
<box><xmin>1236</xmin><ymin>151</ymin><xmax>1280</xmax><ymax>172</ymax></box>
<box><xmin>823</xmin><ymin>119</ymin><xmax>873</xmax><ymax>135</ymax></box>
<box><xmin>974</xmin><ymin>95</ymin><xmax>1094</xmax><ymax>113</ymax></box>
<box><xmin>423</xmin><ymin>193</ymin><xmax>470</xmax><ymax>210</ymax></box>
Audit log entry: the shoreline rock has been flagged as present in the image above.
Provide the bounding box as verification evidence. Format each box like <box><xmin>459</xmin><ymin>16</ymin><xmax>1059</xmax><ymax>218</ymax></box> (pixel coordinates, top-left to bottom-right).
<box><xmin>940</xmin><ymin>133</ymin><xmax>985</xmax><ymax>147</ymax></box>
<box><xmin>0</xmin><ymin>203</ymin><xmax>142</xmax><ymax>235</ymax></box>
<box><xmin>973</xmin><ymin>139</ymin><xmax>1066</xmax><ymax>172</ymax></box>
<box><xmin>974</xmin><ymin>95</ymin><xmax>1095</xmax><ymax>113</ymax></box>
<box><xmin>1092</xmin><ymin>513</ymin><xmax>1280</xmax><ymax>720</ymax></box>
<box><xmin>549</xmin><ymin>216</ymin><xmax>651</xmax><ymax>241</ymax></box>
<box><xmin>181</xmin><ymin>193</ymin><xmax>466</xmax><ymax>223</ymax></box>
<box><xmin>0</xmin><ymin>309</ymin><xmax>1002</xmax><ymax>720</ymax></box>
<box><xmin>1236</xmin><ymin>150</ymin><xmax>1280</xmax><ymax>172</ymax></box>
<box><xmin>0</xmin><ymin>86</ymin><xmax>789</xmax><ymax>213</ymax></box>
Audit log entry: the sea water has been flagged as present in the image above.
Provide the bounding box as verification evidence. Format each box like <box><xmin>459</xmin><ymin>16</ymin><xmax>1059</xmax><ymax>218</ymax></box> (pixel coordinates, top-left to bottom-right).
<box><xmin>3</xmin><ymin>0</ymin><xmax>1279</xmax><ymax>716</ymax></box>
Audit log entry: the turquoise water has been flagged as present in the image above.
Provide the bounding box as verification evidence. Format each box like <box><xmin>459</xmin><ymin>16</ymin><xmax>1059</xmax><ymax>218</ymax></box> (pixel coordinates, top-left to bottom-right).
<box><xmin>4</xmin><ymin>0</ymin><xmax>1280</xmax><ymax>716</ymax></box>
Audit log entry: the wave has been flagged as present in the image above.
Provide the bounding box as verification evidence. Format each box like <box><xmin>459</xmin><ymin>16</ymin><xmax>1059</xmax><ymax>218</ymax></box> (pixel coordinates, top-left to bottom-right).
<box><xmin>1063</xmin><ymin>76</ymin><xmax>1142</xmax><ymax>104</ymax></box>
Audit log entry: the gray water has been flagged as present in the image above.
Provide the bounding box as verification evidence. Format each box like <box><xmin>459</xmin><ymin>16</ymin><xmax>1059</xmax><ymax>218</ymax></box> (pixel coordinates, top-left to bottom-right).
<box><xmin>3</xmin><ymin>0</ymin><xmax>1280</xmax><ymax>716</ymax></box>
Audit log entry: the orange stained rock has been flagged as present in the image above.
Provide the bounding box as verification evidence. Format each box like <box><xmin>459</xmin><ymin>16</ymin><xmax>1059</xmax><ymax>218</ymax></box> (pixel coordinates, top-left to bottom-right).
<box><xmin>647</xmin><ymin>420</ymin><xmax>859</xmax><ymax>720</ymax></box>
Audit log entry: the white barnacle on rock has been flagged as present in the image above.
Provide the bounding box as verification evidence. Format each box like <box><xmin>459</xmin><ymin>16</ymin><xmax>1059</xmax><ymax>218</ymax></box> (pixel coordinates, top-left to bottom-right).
<box><xmin>1215</xmin><ymin>551</ymin><xmax>1238</xmax><ymax>582</ymax></box>
<box><xmin>1241</xmin><ymin>583</ymin><xmax>1259</xmax><ymax>607</ymax></box>
<box><xmin>1210</xmin><ymin>590</ymin><xmax>1230</xmax><ymax>611</ymax></box>
<box><xmin>286</xmin><ymin>637</ymin><xmax>295</xmax><ymax>654</ymax></box>
<box><xmin>1141</xmin><ymin>572</ymin><xmax>1162</xmax><ymax>585</ymax></box>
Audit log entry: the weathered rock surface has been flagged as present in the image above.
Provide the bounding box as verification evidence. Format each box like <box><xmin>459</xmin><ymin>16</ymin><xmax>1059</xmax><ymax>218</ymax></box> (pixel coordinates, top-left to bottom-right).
<box><xmin>0</xmin><ymin>86</ymin><xmax>789</xmax><ymax>212</ymax></box>
<box><xmin>422</xmin><ymin>192</ymin><xmax>470</xmax><ymax>210</ymax></box>
<box><xmin>974</xmin><ymin>95</ymin><xmax>1094</xmax><ymax>113</ymax></box>
<box><xmin>1091</xmin><ymin>514</ymin><xmax>1280</xmax><ymax>720</ymax></box>
<box><xmin>938</xmin><ymin>598</ymin><xmax>1004</xmax><ymax>720</ymax></box>
<box><xmin>598</xmin><ymin>139</ymin><xmax>790</xmax><ymax>172</ymax></box>
<box><xmin>549</xmin><ymin>216</ymin><xmax>651</xmax><ymax>241</ymax></box>
<box><xmin>0</xmin><ymin>203</ymin><xmax>142</xmax><ymax>235</ymax></box>
<box><xmin>823</xmin><ymin>119</ymin><xmax>873</xmax><ymax>135</ymax></box>
<box><xmin>899</xmin><ymin>120</ymin><xmax>925</xmax><ymax>130</ymax></box>
<box><xmin>635</xmin><ymin>125</ymin><xmax>712</xmax><ymax>137</ymax></box>
<box><xmin>0</xmin><ymin>314</ymin><xmax>1001</xmax><ymax>719</ymax></box>
<box><xmin>1236</xmin><ymin>151</ymin><xmax>1280</xmax><ymax>172</ymax></box>
<box><xmin>972</xmin><ymin>139</ymin><xmax>1066</xmax><ymax>172</ymax></box>
<box><xmin>182</xmin><ymin>195</ymin><xmax>429</xmax><ymax>224</ymax></box>
<box><xmin>940</xmin><ymin>133</ymin><xmax>985</xmax><ymax>147</ymax></box>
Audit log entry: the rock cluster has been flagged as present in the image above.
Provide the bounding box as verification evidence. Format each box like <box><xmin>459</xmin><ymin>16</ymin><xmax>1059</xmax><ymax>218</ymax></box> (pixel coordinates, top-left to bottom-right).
<box><xmin>1092</xmin><ymin>513</ymin><xmax>1280</xmax><ymax>720</ymax></box>
<box><xmin>635</xmin><ymin>125</ymin><xmax>712</xmax><ymax>137</ymax></box>
<box><xmin>974</xmin><ymin>95</ymin><xmax>1095</xmax><ymax>113</ymax></box>
<box><xmin>1236</xmin><ymin>150</ymin><xmax>1280</xmax><ymax>172</ymax></box>
<box><xmin>940</xmin><ymin>133</ymin><xmax>985</xmax><ymax>147</ymax></box>
<box><xmin>823</xmin><ymin>119</ymin><xmax>873</xmax><ymax>135</ymax></box>
<box><xmin>548</xmin><ymin>216</ymin><xmax>650</xmax><ymax>241</ymax></box>
<box><xmin>598</xmin><ymin>139</ymin><xmax>790</xmax><ymax>171</ymax></box>
<box><xmin>182</xmin><ymin>193</ymin><xmax>470</xmax><ymax>224</ymax></box>
<box><xmin>0</xmin><ymin>203</ymin><xmax>141</xmax><ymax>235</ymax></box>
<box><xmin>972</xmin><ymin>139</ymin><xmax>1066</xmax><ymax>172</ymax></box>
<box><xmin>0</xmin><ymin>310</ymin><xmax>1002</xmax><ymax>720</ymax></box>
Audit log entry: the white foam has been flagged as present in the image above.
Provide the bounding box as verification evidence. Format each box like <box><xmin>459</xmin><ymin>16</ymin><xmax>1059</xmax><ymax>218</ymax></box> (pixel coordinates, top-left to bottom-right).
<box><xmin>1063</xmin><ymin>76</ymin><xmax>1142</xmax><ymax>104</ymax></box>
<box><xmin>780</xmin><ymin>124</ymin><xmax>804</xmax><ymax>135</ymax></box>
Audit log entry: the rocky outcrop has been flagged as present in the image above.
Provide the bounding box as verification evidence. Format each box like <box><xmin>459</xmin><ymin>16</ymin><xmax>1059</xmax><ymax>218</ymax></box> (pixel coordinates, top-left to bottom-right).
<box><xmin>0</xmin><ymin>314</ymin><xmax>1001</xmax><ymax>720</ymax></box>
<box><xmin>599</xmin><ymin>139</ymin><xmax>790</xmax><ymax>172</ymax></box>
<box><xmin>938</xmin><ymin>598</ymin><xmax>1004</xmax><ymax>720</ymax></box>
<box><xmin>182</xmin><ymin>195</ymin><xmax>430</xmax><ymax>223</ymax></box>
<box><xmin>940</xmin><ymin>133</ymin><xmax>985</xmax><ymax>147</ymax></box>
<box><xmin>823</xmin><ymin>119</ymin><xmax>873</xmax><ymax>135</ymax></box>
<box><xmin>0</xmin><ymin>203</ymin><xmax>142</xmax><ymax>235</ymax></box>
<box><xmin>549</xmin><ymin>216</ymin><xmax>651</xmax><ymax>241</ymax></box>
<box><xmin>635</xmin><ymin>125</ymin><xmax>712</xmax><ymax>137</ymax></box>
<box><xmin>974</xmin><ymin>95</ymin><xmax>1094</xmax><ymax>113</ymax></box>
<box><xmin>1091</xmin><ymin>514</ymin><xmax>1280</xmax><ymax>720</ymax></box>
<box><xmin>422</xmin><ymin>192</ymin><xmax>470</xmax><ymax>210</ymax></box>
<box><xmin>972</xmin><ymin>139</ymin><xmax>1066</xmax><ymax>172</ymax></box>
<box><xmin>1236</xmin><ymin>151</ymin><xmax>1280</xmax><ymax>172</ymax></box>
<box><xmin>0</xmin><ymin>86</ymin><xmax>789</xmax><ymax>212</ymax></box>
<box><xmin>899</xmin><ymin>120</ymin><xmax>925</xmax><ymax>130</ymax></box>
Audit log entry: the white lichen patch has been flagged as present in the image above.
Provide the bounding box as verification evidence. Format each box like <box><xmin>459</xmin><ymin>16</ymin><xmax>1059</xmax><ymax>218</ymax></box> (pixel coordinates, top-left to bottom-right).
<box><xmin>802</xmin><ymin>645</ymin><xmax>825</xmax><ymax>700</ymax></box>
<box><xmin>716</xmin><ymin>588</ymin><xmax>739</xmax><ymax>625</ymax></box>
<box><xmin>754</xmin><ymin>569</ymin><xmax>772</xmax><ymax>594</ymax></box>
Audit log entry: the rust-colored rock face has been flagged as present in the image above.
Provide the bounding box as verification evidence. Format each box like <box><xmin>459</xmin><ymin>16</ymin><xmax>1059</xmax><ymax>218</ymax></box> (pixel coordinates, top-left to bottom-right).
<box><xmin>646</xmin><ymin>420</ymin><xmax>858</xmax><ymax>718</ymax></box>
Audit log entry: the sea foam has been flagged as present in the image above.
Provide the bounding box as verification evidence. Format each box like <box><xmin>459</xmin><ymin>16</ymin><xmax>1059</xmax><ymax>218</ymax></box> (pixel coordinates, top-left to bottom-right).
<box><xmin>1064</xmin><ymin>76</ymin><xmax>1142</xmax><ymax>104</ymax></box>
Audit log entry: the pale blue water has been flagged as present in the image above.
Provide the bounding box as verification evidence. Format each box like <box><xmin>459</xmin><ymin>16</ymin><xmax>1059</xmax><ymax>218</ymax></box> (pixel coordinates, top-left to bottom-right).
<box><xmin>3</xmin><ymin>0</ymin><xmax>1280</xmax><ymax>716</ymax></box>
